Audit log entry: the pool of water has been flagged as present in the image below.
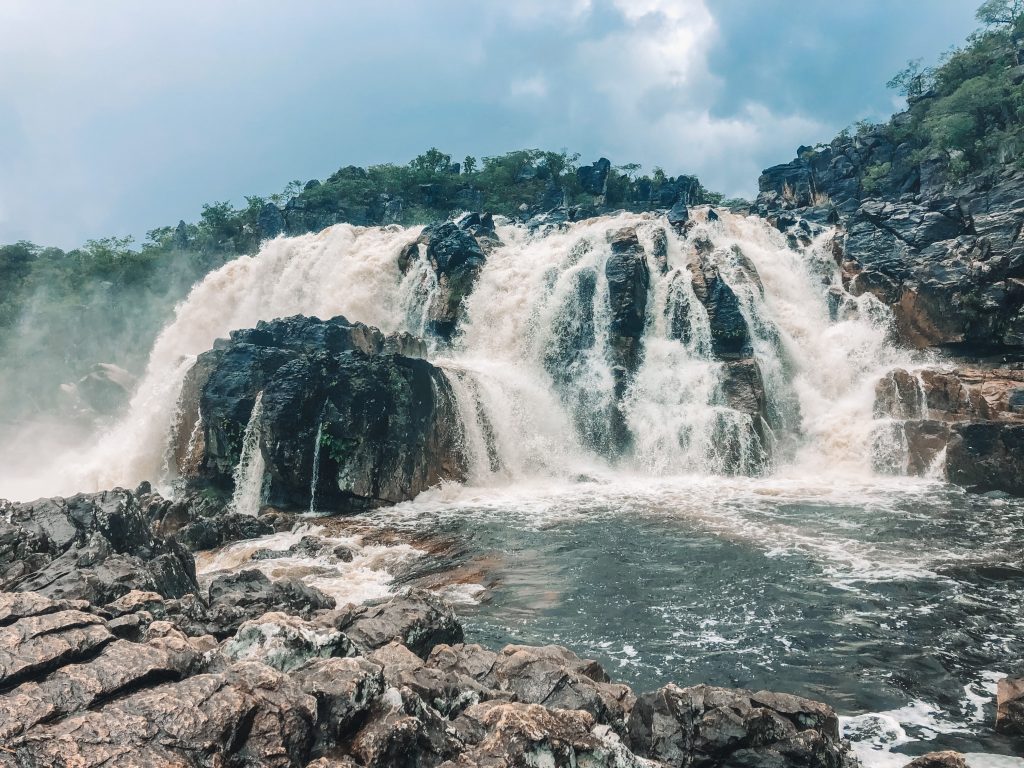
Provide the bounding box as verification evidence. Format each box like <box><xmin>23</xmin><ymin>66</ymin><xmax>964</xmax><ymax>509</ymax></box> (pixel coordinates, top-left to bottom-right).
<box><xmin>364</xmin><ymin>474</ymin><xmax>1024</xmax><ymax>766</ymax></box>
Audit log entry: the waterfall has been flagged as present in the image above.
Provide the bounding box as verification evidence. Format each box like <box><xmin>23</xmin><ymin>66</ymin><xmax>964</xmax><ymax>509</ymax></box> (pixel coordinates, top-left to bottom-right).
<box><xmin>8</xmin><ymin>207</ymin><xmax>927</xmax><ymax>501</ymax></box>
<box><xmin>228</xmin><ymin>391</ymin><xmax>267</xmax><ymax>517</ymax></box>
<box><xmin>309</xmin><ymin>417</ymin><xmax>325</xmax><ymax>515</ymax></box>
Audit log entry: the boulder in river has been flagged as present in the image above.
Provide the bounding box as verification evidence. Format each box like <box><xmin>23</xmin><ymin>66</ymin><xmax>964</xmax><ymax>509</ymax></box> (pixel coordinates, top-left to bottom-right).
<box><xmin>175</xmin><ymin>314</ymin><xmax>465</xmax><ymax>514</ymax></box>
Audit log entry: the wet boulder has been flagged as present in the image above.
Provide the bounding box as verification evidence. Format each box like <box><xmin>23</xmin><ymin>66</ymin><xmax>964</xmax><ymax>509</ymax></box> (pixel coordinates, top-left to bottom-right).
<box><xmin>185</xmin><ymin>569</ymin><xmax>334</xmax><ymax>639</ymax></box>
<box><xmin>946</xmin><ymin>422</ymin><xmax>1024</xmax><ymax>495</ymax></box>
<box><xmin>0</xmin><ymin>488</ymin><xmax>199</xmax><ymax>605</ymax></box>
<box><xmin>688</xmin><ymin>255</ymin><xmax>752</xmax><ymax>359</ymax></box>
<box><xmin>626</xmin><ymin>683</ymin><xmax>847</xmax><ymax>768</ymax></box>
<box><xmin>178</xmin><ymin>314</ymin><xmax>465</xmax><ymax>514</ymax></box>
<box><xmin>604</xmin><ymin>227</ymin><xmax>651</xmax><ymax>451</ymax></box>
<box><xmin>904</xmin><ymin>752</ymin><xmax>969</xmax><ymax>768</ymax></box>
<box><xmin>996</xmin><ymin>676</ymin><xmax>1024</xmax><ymax>735</ymax></box>
<box><xmin>224</xmin><ymin>611</ymin><xmax>354</xmax><ymax>672</ymax></box>
<box><xmin>399</xmin><ymin>217</ymin><xmax>494</xmax><ymax>341</ymax></box>
<box><xmin>323</xmin><ymin>588</ymin><xmax>464</xmax><ymax>658</ymax></box>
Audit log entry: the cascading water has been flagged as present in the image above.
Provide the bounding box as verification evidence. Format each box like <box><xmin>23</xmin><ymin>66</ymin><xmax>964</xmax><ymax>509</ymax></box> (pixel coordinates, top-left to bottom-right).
<box><xmin>228</xmin><ymin>391</ymin><xmax>266</xmax><ymax>517</ymax></box>
<box><xmin>309</xmin><ymin>416</ymin><xmax>325</xmax><ymax>515</ymax></box>
<box><xmin>10</xmin><ymin>207</ymin><xmax>926</xmax><ymax>498</ymax></box>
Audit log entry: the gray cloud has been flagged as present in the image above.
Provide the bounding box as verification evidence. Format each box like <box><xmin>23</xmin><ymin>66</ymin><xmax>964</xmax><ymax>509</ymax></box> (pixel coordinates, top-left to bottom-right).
<box><xmin>0</xmin><ymin>0</ymin><xmax>982</xmax><ymax>247</ymax></box>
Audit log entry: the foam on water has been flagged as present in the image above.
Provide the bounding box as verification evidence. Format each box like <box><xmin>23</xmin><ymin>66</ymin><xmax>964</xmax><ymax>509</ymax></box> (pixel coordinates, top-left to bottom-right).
<box><xmin>195</xmin><ymin>522</ymin><xmax>424</xmax><ymax>606</ymax></box>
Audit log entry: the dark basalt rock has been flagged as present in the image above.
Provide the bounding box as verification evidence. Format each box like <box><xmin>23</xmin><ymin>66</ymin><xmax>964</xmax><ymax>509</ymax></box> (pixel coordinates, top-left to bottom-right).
<box><xmin>758</xmin><ymin>127</ymin><xmax>1024</xmax><ymax>353</ymax></box>
<box><xmin>626</xmin><ymin>683</ymin><xmax>850</xmax><ymax>768</ymax></box>
<box><xmin>176</xmin><ymin>314</ymin><xmax>465</xmax><ymax>514</ymax></box>
<box><xmin>398</xmin><ymin>215</ymin><xmax>496</xmax><ymax>341</ymax></box>
<box><xmin>873</xmin><ymin>366</ymin><xmax>1024</xmax><ymax>492</ymax></box>
<box><xmin>604</xmin><ymin>226</ymin><xmax>651</xmax><ymax>451</ymax></box>
<box><xmin>577</xmin><ymin>157</ymin><xmax>612</xmax><ymax>196</ymax></box>
<box><xmin>947</xmin><ymin>422</ymin><xmax>1024</xmax><ymax>495</ymax></box>
<box><xmin>176</xmin><ymin>568</ymin><xmax>336</xmax><ymax>640</ymax></box>
<box><xmin>0</xmin><ymin>488</ymin><xmax>199</xmax><ymax>605</ymax></box>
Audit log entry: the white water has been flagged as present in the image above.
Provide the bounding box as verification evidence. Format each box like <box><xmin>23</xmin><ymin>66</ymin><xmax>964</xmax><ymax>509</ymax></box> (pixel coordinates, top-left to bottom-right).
<box><xmin>228</xmin><ymin>391</ymin><xmax>266</xmax><ymax>517</ymax></box>
<box><xmin>5</xmin><ymin>208</ymin><xmax>923</xmax><ymax>498</ymax></box>
<box><xmin>309</xmin><ymin>418</ymin><xmax>325</xmax><ymax>514</ymax></box>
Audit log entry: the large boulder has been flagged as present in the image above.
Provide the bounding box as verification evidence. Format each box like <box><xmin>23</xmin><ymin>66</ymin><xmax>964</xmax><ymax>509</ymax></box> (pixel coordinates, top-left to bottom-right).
<box><xmin>0</xmin><ymin>488</ymin><xmax>198</xmax><ymax>605</ymax></box>
<box><xmin>176</xmin><ymin>314</ymin><xmax>465</xmax><ymax>513</ymax></box>
<box><xmin>398</xmin><ymin>216</ymin><xmax>496</xmax><ymax>341</ymax></box>
<box><xmin>996</xmin><ymin>676</ymin><xmax>1024</xmax><ymax>735</ymax></box>
<box><xmin>626</xmin><ymin>683</ymin><xmax>849</xmax><ymax>768</ymax></box>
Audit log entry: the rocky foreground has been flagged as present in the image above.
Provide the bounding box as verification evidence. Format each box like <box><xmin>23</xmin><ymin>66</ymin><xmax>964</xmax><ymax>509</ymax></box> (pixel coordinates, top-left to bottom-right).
<box><xmin>1</xmin><ymin>486</ymin><xmax>1018</xmax><ymax>766</ymax></box>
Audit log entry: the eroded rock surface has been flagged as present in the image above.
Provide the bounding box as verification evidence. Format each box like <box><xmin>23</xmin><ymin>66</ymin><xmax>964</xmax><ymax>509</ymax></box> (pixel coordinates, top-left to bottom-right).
<box><xmin>0</xmin><ymin>588</ymin><xmax>855</xmax><ymax>768</ymax></box>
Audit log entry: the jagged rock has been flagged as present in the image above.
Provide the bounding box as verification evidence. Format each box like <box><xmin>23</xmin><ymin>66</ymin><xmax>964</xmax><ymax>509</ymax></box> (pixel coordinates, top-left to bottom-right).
<box><xmin>578</xmin><ymin>158</ymin><xmax>612</xmax><ymax>196</ymax></box>
<box><xmin>174</xmin><ymin>511</ymin><xmax>276</xmax><ymax>551</ymax></box>
<box><xmin>10</xmin><ymin>661</ymin><xmax>317</xmax><ymax>767</ymax></box>
<box><xmin>0</xmin><ymin>488</ymin><xmax>198</xmax><ymax>604</ymax></box>
<box><xmin>688</xmin><ymin>254</ymin><xmax>751</xmax><ymax>359</ymax></box>
<box><xmin>369</xmin><ymin>641</ymin><xmax>497</xmax><ymax>717</ymax></box>
<box><xmin>758</xmin><ymin>129</ymin><xmax>1024</xmax><ymax>352</ymax></box>
<box><xmin>447</xmin><ymin>701</ymin><xmax>649</xmax><ymax>768</ymax></box>
<box><xmin>996</xmin><ymin>676</ymin><xmax>1024</xmax><ymax>735</ymax></box>
<box><xmin>0</xmin><ymin>624</ymin><xmax>206</xmax><ymax>739</ymax></box>
<box><xmin>175</xmin><ymin>569</ymin><xmax>335</xmax><ymax>639</ymax></box>
<box><xmin>58</xmin><ymin>362</ymin><xmax>136</xmax><ymax>417</ymax></box>
<box><xmin>488</xmin><ymin>644</ymin><xmax>635</xmax><ymax>735</ymax></box>
<box><xmin>178</xmin><ymin>314</ymin><xmax>465</xmax><ymax>513</ymax></box>
<box><xmin>400</xmin><ymin>217</ymin><xmax>495</xmax><ymax>341</ymax></box>
<box><xmin>324</xmin><ymin>589</ymin><xmax>464</xmax><ymax>658</ymax></box>
<box><xmin>295</xmin><ymin>656</ymin><xmax>386</xmax><ymax>749</ymax></box>
<box><xmin>626</xmin><ymin>683</ymin><xmax>847</xmax><ymax>768</ymax></box>
<box><xmin>947</xmin><ymin>422</ymin><xmax>1024</xmax><ymax>494</ymax></box>
<box><xmin>904</xmin><ymin>752</ymin><xmax>968</xmax><ymax>768</ymax></box>
<box><xmin>0</xmin><ymin>588</ymin><xmax>858</xmax><ymax>768</ymax></box>
<box><xmin>604</xmin><ymin>227</ymin><xmax>651</xmax><ymax>449</ymax></box>
<box><xmin>224</xmin><ymin>611</ymin><xmax>354</xmax><ymax>672</ymax></box>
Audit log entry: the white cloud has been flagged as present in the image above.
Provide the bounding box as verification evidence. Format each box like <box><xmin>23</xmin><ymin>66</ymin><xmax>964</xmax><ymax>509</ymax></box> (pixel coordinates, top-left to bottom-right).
<box><xmin>509</xmin><ymin>75</ymin><xmax>550</xmax><ymax>100</ymax></box>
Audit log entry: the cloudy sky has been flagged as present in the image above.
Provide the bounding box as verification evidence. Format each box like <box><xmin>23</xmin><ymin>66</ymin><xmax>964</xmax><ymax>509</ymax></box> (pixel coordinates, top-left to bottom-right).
<box><xmin>0</xmin><ymin>0</ymin><xmax>979</xmax><ymax>248</ymax></box>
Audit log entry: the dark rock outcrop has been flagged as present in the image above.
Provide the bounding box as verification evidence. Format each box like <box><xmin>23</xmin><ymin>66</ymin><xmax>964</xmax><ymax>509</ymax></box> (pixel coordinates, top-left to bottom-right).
<box><xmin>996</xmin><ymin>676</ymin><xmax>1024</xmax><ymax>736</ymax></box>
<box><xmin>176</xmin><ymin>314</ymin><xmax>465</xmax><ymax>513</ymax></box>
<box><xmin>758</xmin><ymin>131</ymin><xmax>1024</xmax><ymax>353</ymax></box>
<box><xmin>873</xmin><ymin>366</ymin><xmax>1024</xmax><ymax>493</ymax></box>
<box><xmin>398</xmin><ymin>215</ymin><xmax>497</xmax><ymax>341</ymax></box>
<box><xmin>627</xmin><ymin>683</ymin><xmax>849</xmax><ymax>768</ymax></box>
<box><xmin>0</xmin><ymin>488</ymin><xmax>198</xmax><ymax>605</ymax></box>
<box><xmin>604</xmin><ymin>226</ymin><xmax>651</xmax><ymax>451</ymax></box>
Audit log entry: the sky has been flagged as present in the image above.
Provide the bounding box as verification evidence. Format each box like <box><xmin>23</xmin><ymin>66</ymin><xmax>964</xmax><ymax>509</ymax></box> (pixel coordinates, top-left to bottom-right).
<box><xmin>0</xmin><ymin>0</ymin><xmax>980</xmax><ymax>249</ymax></box>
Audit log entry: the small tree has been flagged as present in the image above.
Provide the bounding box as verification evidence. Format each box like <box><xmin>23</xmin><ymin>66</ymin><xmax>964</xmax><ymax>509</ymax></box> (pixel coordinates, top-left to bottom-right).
<box><xmin>887</xmin><ymin>58</ymin><xmax>935</xmax><ymax>98</ymax></box>
<box><xmin>976</xmin><ymin>0</ymin><xmax>1024</xmax><ymax>27</ymax></box>
<box><xmin>462</xmin><ymin>155</ymin><xmax>477</xmax><ymax>174</ymax></box>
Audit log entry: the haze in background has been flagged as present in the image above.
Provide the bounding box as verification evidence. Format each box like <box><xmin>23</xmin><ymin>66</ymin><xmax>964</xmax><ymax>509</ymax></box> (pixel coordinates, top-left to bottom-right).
<box><xmin>0</xmin><ymin>0</ymin><xmax>977</xmax><ymax>249</ymax></box>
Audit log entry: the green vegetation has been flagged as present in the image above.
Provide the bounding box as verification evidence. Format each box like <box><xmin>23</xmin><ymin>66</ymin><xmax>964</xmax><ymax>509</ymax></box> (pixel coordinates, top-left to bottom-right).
<box><xmin>880</xmin><ymin>0</ymin><xmax>1024</xmax><ymax>177</ymax></box>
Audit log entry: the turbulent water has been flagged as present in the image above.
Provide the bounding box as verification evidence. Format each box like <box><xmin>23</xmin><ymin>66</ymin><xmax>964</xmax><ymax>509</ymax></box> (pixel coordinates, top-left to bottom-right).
<box><xmin>4</xmin><ymin>209</ymin><xmax>1023</xmax><ymax>764</ymax></box>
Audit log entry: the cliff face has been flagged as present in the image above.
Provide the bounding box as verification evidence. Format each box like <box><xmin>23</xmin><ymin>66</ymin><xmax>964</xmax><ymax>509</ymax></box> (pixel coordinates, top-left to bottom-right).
<box><xmin>757</xmin><ymin>127</ymin><xmax>1024</xmax><ymax>354</ymax></box>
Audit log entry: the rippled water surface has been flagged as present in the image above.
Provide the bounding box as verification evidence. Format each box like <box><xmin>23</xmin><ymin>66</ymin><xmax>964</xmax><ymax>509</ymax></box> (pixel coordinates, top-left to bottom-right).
<box><xmin>363</xmin><ymin>475</ymin><xmax>1024</xmax><ymax>766</ymax></box>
